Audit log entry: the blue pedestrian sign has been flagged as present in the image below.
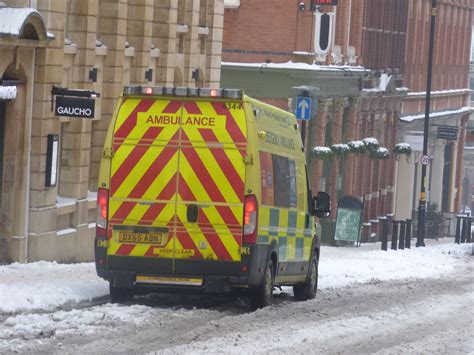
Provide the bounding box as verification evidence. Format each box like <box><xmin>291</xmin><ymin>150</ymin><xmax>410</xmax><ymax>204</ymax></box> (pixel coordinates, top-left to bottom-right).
<box><xmin>295</xmin><ymin>96</ymin><xmax>312</xmax><ymax>120</ymax></box>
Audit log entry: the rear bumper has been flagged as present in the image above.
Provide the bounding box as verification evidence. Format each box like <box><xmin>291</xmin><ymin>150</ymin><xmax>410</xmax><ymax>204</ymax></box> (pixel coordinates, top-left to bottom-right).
<box><xmin>96</xmin><ymin>243</ymin><xmax>271</xmax><ymax>293</ymax></box>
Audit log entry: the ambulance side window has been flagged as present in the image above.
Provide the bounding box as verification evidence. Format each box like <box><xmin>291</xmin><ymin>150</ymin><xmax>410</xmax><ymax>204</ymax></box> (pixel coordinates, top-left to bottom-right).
<box><xmin>260</xmin><ymin>152</ymin><xmax>297</xmax><ymax>208</ymax></box>
<box><xmin>272</xmin><ymin>155</ymin><xmax>297</xmax><ymax>208</ymax></box>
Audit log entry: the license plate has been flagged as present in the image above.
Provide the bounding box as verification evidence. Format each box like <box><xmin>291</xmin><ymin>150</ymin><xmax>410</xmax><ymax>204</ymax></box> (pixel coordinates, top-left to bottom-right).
<box><xmin>136</xmin><ymin>275</ymin><xmax>203</xmax><ymax>286</ymax></box>
<box><xmin>118</xmin><ymin>231</ymin><xmax>167</xmax><ymax>246</ymax></box>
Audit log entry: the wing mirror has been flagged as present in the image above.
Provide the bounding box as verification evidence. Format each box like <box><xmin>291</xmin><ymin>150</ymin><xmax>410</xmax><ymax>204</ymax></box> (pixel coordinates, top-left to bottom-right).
<box><xmin>312</xmin><ymin>191</ymin><xmax>331</xmax><ymax>218</ymax></box>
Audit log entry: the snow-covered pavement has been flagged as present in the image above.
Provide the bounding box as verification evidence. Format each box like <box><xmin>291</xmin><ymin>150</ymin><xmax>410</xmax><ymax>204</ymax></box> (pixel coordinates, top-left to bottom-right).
<box><xmin>0</xmin><ymin>239</ymin><xmax>472</xmax><ymax>354</ymax></box>
<box><xmin>0</xmin><ymin>239</ymin><xmax>469</xmax><ymax>315</ymax></box>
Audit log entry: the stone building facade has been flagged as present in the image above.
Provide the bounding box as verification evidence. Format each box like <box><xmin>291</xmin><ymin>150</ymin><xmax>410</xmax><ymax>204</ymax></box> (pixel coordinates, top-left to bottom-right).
<box><xmin>0</xmin><ymin>0</ymin><xmax>224</xmax><ymax>262</ymax></box>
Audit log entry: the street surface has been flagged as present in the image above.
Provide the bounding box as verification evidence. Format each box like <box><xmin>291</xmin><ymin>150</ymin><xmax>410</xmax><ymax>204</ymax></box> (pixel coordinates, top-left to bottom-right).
<box><xmin>0</xmin><ymin>241</ymin><xmax>472</xmax><ymax>354</ymax></box>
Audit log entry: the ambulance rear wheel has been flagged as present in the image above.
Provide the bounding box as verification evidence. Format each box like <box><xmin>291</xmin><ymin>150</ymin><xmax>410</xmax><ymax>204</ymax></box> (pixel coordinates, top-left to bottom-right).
<box><xmin>250</xmin><ymin>259</ymin><xmax>274</xmax><ymax>309</ymax></box>
<box><xmin>109</xmin><ymin>283</ymin><xmax>134</xmax><ymax>303</ymax></box>
<box><xmin>293</xmin><ymin>255</ymin><xmax>318</xmax><ymax>301</ymax></box>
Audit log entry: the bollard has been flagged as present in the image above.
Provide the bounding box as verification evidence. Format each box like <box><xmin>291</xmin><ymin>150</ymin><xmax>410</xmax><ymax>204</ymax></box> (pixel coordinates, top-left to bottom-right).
<box><xmin>466</xmin><ymin>217</ymin><xmax>472</xmax><ymax>243</ymax></box>
<box><xmin>399</xmin><ymin>220</ymin><xmax>406</xmax><ymax>250</ymax></box>
<box><xmin>455</xmin><ymin>217</ymin><xmax>461</xmax><ymax>244</ymax></box>
<box><xmin>381</xmin><ymin>218</ymin><xmax>388</xmax><ymax>251</ymax></box>
<box><xmin>405</xmin><ymin>219</ymin><xmax>412</xmax><ymax>249</ymax></box>
<box><xmin>461</xmin><ymin>217</ymin><xmax>467</xmax><ymax>243</ymax></box>
<box><xmin>391</xmin><ymin>220</ymin><xmax>398</xmax><ymax>250</ymax></box>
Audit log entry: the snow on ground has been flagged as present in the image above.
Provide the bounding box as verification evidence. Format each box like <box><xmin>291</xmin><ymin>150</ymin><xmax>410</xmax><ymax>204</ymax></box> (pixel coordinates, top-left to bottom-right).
<box><xmin>318</xmin><ymin>240</ymin><xmax>470</xmax><ymax>289</ymax></box>
<box><xmin>0</xmin><ymin>261</ymin><xmax>108</xmax><ymax>314</ymax></box>
<box><xmin>0</xmin><ymin>239</ymin><xmax>471</xmax><ymax>315</ymax></box>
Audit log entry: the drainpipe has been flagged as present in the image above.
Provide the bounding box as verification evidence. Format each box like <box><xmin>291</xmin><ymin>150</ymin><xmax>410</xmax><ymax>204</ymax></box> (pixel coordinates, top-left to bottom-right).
<box><xmin>23</xmin><ymin>49</ymin><xmax>35</xmax><ymax>262</ymax></box>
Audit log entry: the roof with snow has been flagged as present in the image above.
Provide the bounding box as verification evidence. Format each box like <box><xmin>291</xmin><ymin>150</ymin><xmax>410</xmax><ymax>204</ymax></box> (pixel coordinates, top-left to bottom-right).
<box><xmin>0</xmin><ymin>6</ymin><xmax>53</xmax><ymax>41</ymax></box>
<box><xmin>400</xmin><ymin>106</ymin><xmax>472</xmax><ymax>122</ymax></box>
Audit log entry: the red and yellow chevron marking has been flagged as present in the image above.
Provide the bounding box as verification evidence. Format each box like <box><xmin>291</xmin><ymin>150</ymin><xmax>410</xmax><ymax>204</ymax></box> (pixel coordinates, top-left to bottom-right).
<box><xmin>107</xmin><ymin>98</ymin><xmax>247</xmax><ymax>262</ymax></box>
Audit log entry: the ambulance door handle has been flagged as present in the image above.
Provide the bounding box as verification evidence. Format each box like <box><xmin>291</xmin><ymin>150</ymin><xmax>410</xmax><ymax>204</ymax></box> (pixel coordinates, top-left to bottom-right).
<box><xmin>187</xmin><ymin>204</ymin><xmax>199</xmax><ymax>223</ymax></box>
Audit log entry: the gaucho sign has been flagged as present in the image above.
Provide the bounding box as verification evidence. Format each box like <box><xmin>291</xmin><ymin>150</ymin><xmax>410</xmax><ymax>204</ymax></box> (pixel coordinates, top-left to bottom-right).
<box><xmin>55</xmin><ymin>96</ymin><xmax>95</xmax><ymax>118</ymax></box>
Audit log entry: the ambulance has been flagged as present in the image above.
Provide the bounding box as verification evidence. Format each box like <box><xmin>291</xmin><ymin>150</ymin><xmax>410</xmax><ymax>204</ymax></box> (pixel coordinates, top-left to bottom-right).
<box><xmin>95</xmin><ymin>86</ymin><xmax>330</xmax><ymax>308</ymax></box>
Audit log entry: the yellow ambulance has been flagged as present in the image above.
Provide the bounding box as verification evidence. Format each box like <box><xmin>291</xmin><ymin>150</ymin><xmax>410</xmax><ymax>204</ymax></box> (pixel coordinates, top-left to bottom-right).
<box><xmin>95</xmin><ymin>86</ymin><xmax>330</xmax><ymax>308</ymax></box>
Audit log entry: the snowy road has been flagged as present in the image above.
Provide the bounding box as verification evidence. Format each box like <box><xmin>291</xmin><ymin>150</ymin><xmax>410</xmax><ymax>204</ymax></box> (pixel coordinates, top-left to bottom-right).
<box><xmin>0</xmin><ymin>241</ymin><xmax>472</xmax><ymax>354</ymax></box>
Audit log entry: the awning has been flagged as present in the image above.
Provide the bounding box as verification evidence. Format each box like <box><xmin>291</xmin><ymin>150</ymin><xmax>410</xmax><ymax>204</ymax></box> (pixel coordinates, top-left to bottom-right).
<box><xmin>0</xmin><ymin>86</ymin><xmax>17</xmax><ymax>100</ymax></box>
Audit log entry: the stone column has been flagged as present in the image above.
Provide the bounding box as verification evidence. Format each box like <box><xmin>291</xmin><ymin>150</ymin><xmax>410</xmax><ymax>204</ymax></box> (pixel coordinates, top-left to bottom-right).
<box><xmin>127</xmin><ymin>0</ymin><xmax>154</xmax><ymax>85</ymax></box>
<box><xmin>343</xmin><ymin>98</ymin><xmax>360</xmax><ymax>196</ymax></box>
<box><xmin>328</xmin><ymin>98</ymin><xmax>347</xmax><ymax>216</ymax></box>
<box><xmin>307</xmin><ymin>99</ymin><xmax>331</xmax><ymax>193</ymax></box>
<box><xmin>89</xmin><ymin>0</ymin><xmax>128</xmax><ymax>190</ymax></box>
<box><xmin>59</xmin><ymin>0</ymin><xmax>98</xmax><ymax>199</ymax></box>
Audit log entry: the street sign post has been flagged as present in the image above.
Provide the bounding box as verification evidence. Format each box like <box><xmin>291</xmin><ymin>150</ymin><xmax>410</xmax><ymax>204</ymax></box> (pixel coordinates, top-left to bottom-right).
<box><xmin>295</xmin><ymin>96</ymin><xmax>312</xmax><ymax>120</ymax></box>
<box><xmin>420</xmin><ymin>155</ymin><xmax>431</xmax><ymax>166</ymax></box>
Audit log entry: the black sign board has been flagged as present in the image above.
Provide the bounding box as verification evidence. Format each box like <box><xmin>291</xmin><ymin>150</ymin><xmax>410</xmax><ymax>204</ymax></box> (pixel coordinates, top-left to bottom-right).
<box><xmin>312</xmin><ymin>0</ymin><xmax>338</xmax><ymax>5</ymax></box>
<box><xmin>437</xmin><ymin>127</ymin><xmax>458</xmax><ymax>140</ymax></box>
<box><xmin>55</xmin><ymin>96</ymin><xmax>95</xmax><ymax>118</ymax></box>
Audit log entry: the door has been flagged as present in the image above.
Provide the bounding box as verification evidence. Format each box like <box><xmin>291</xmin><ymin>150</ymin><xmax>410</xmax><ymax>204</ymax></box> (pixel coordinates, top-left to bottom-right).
<box><xmin>175</xmin><ymin>100</ymin><xmax>247</xmax><ymax>262</ymax></box>
<box><xmin>0</xmin><ymin>101</ymin><xmax>5</xmax><ymax>207</ymax></box>
<box><xmin>107</xmin><ymin>97</ymin><xmax>247</xmax><ymax>268</ymax></box>
<box><xmin>107</xmin><ymin>98</ymin><xmax>182</xmax><ymax>262</ymax></box>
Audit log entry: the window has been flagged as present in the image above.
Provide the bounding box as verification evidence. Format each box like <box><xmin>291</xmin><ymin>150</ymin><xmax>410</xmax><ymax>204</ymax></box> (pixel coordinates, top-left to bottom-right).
<box><xmin>260</xmin><ymin>152</ymin><xmax>297</xmax><ymax>208</ymax></box>
<box><xmin>471</xmin><ymin>26</ymin><xmax>474</xmax><ymax>61</ymax></box>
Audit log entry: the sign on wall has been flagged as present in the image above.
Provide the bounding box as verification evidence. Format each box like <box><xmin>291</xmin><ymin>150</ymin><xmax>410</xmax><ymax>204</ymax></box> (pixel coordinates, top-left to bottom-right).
<box><xmin>51</xmin><ymin>86</ymin><xmax>100</xmax><ymax>119</ymax></box>
<box><xmin>437</xmin><ymin>126</ymin><xmax>458</xmax><ymax>140</ymax></box>
<box><xmin>55</xmin><ymin>96</ymin><xmax>95</xmax><ymax>119</ymax></box>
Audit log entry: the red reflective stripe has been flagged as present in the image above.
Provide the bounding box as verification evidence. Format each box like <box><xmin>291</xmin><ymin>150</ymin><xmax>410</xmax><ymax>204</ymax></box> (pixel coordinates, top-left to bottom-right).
<box><xmin>110</xmin><ymin>202</ymin><xmax>136</xmax><ymax>223</ymax></box>
<box><xmin>113</xmin><ymin>99</ymin><xmax>155</xmax><ymax>150</ymax></box>
<box><xmin>177</xmin><ymin>175</ymin><xmax>235</xmax><ymax>260</ymax></box>
<box><xmin>216</xmin><ymin>205</ymin><xmax>240</xmax><ymax>226</ymax></box>
<box><xmin>198</xmin><ymin>128</ymin><xmax>244</xmax><ymax>201</ymax></box>
<box><xmin>183</xmin><ymin>101</ymin><xmax>202</xmax><ymax>115</ymax></box>
<box><xmin>162</xmin><ymin>100</ymin><xmax>182</xmax><ymax>114</ymax></box>
<box><xmin>211</xmin><ymin>102</ymin><xmax>246</xmax><ymax>144</ymax></box>
<box><xmin>156</xmin><ymin>173</ymin><xmax>179</xmax><ymax>200</ymax></box>
<box><xmin>138</xmin><ymin>203</ymin><xmax>167</xmax><ymax>225</ymax></box>
<box><xmin>111</xmin><ymin>127</ymin><xmax>163</xmax><ymax>195</ymax></box>
<box><xmin>115</xmin><ymin>244</ymin><xmax>135</xmax><ymax>256</ymax></box>
<box><xmin>175</xmin><ymin>217</ymin><xmax>202</xmax><ymax>259</ymax></box>
<box><xmin>197</xmin><ymin>213</ymin><xmax>233</xmax><ymax>261</ymax></box>
<box><xmin>127</xmin><ymin>132</ymin><xmax>180</xmax><ymax>199</ymax></box>
<box><xmin>180</xmin><ymin>132</ymin><xmax>225</xmax><ymax>203</ymax></box>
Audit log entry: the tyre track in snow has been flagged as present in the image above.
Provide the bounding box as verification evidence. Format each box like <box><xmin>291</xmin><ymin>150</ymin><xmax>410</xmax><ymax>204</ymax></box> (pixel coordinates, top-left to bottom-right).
<box><xmin>2</xmin><ymin>261</ymin><xmax>472</xmax><ymax>354</ymax></box>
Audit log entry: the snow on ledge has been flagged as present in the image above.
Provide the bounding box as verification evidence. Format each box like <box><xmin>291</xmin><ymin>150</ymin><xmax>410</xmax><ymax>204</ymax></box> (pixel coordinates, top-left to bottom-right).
<box><xmin>407</xmin><ymin>88</ymin><xmax>471</xmax><ymax>97</ymax></box>
<box><xmin>222</xmin><ymin>61</ymin><xmax>367</xmax><ymax>73</ymax></box>
<box><xmin>400</xmin><ymin>107</ymin><xmax>472</xmax><ymax>122</ymax></box>
<box><xmin>57</xmin><ymin>228</ymin><xmax>77</xmax><ymax>236</ymax></box>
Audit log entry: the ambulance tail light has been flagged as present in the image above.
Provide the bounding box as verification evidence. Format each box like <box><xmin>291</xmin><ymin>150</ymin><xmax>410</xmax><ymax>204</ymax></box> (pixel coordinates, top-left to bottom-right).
<box><xmin>243</xmin><ymin>194</ymin><xmax>258</xmax><ymax>244</ymax></box>
<box><xmin>96</xmin><ymin>188</ymin><xmax>109</xmax><ymax>238</ymax></box>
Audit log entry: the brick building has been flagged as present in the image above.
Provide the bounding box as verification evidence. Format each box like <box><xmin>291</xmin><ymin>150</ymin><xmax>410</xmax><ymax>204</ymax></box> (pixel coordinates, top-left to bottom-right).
<box><xmin>389</xmin><ymin>0</ymin><xmax>472</xmax><ymax>220</ymax></box>
<box><xmin>221</xmin><ymin>0</ymin><xmax>473</xmax><ymax>240</ymax></box>
<box><xmin>0</xmin><ymin>0</ymin><xmax>224</xmax><ymax>262</ymax></box>
<box><xmin>222</xmin><ymin>0</ymin><xmax>406</xmax><ymax>240</ymax></box>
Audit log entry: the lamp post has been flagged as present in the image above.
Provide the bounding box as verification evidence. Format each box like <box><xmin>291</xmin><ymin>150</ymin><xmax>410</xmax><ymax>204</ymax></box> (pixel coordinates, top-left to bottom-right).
<box><xmin>416</xmin><ymin>0</ymin><xmax>437</xmax><ymax>247</ymax></box>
